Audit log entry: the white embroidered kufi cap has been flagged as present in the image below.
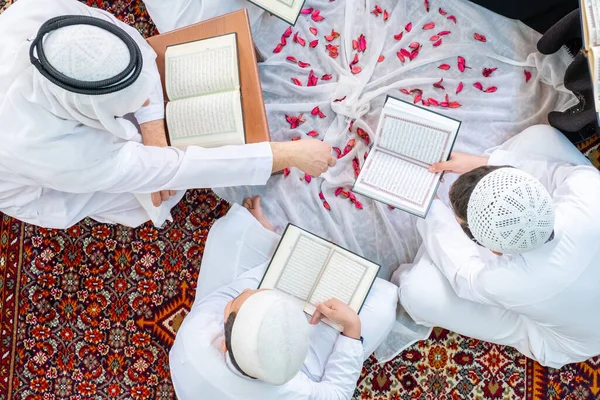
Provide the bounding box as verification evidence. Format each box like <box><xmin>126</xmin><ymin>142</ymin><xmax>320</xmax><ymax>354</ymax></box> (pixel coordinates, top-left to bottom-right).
<box><xmin>467</xmin><ymin>167</ymin><xmax>555</xmax><ymax>254</ymax></box>
<box><xmin>230</xmin><ymin>290</ymin><xmax>310</xmax><ymax>386</ymax></box>
<box><xmin>42</xmin><ymin>24</ymin><xmax>130</xmax><ymax>82</ymax></box>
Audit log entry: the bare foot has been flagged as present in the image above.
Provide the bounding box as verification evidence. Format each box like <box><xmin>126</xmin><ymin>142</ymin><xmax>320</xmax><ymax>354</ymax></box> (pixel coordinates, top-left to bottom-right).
<box><xmin>242</xmin><ymin>196</ymin><xmax>274</xmax><ymax>232</ymax></box>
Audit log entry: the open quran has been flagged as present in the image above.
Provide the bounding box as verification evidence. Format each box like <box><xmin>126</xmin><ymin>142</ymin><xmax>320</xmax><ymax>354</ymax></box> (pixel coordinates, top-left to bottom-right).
<box><xmin>259</xmin><ymin>224</ymin><xmax>380</xmax><ymax>331</ymax></box>
<box><xmin>353</xmin><ymin>96</ymin><xmax>461</xmax><ymax>218</ymax></box>
<box><xmin>581</xmin><ymin>0</ymin><xmax>600</xmax><ymax>122</ymax></box>
<box><xmin>247</xmin><ymin>0</ymin><xmax>306</xmax><ymax>25</ymax></box>
<box><xmin>164</xmin><ymin>33</ymin><xmax>245</xmax><ymax>148</ymax></box>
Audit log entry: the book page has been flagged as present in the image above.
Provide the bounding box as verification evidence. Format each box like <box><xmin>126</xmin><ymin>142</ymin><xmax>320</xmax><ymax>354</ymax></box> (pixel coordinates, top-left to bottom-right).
<box><xmin>308</xmin><ymin>252</ymin><xmax>367</xmax><ymax>306</ymax></box>
<box><xmin>582</xmin><ymin>0</ymin><xmax>600</xmax><ymax>48</ymax></box>
<box><xmin>166</xmin><ymin>90</ymin><xmax>244</xmax><ymax>148</ymax></box>
<box><xmin>591</xmin><ymin>47</ymin><xmax>600</xmax><ymax>112</ymax></box>
<box><xmin>354</xmin><ymin>149</ymin><xmax>440</xmax><ymax>216</ymax></box>
<box><xmin>165</xmin><ymin>33</ymin><xmax>239</xmax><ymax>100</ymax></box>
<box><xmin>271</xmin><ymin>235</ymin><xmax>331</xmax><ymax>302</ymax></box>
<box><xmin>249</xmin><ymin>0</ymin><xmax>304</xmax><ymax>25</ymax></box>
<box><xmin>378</xmin><ymin>115</ymin><xmax>452</xmax><ymax>166</ymax></box>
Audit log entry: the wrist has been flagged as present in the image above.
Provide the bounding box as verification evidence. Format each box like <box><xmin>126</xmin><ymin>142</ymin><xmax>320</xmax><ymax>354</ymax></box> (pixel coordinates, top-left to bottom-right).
<box><xmin>140</xmin><ymin>120</ymin><xmax>167</xmax><ymax>147</ymax></box>
<box><xmin>269</xmin><ymin>142</ymin><xmax>295</xmax><ymax>172</ymax></box>
<box><xmin>342</xmin><ymin>318</ymin><xmax>361</xmax><ymax>340</ymax></box>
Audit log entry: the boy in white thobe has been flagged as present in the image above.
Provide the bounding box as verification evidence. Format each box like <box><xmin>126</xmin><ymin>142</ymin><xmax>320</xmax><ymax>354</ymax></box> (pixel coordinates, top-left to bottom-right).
<box><xmin>170</xmin><ymin>198</ymin><xmax>398</xmax><ymax>399</ymax></box>
<box><xmin>395</xmin><ymin>124</ymin><xmax>600</xmax><ymax>368</ymax></box>
<box><xmin>0</xmin><ymin>0</ymin><xmax>335</xmax><ymax>229</ymax></box>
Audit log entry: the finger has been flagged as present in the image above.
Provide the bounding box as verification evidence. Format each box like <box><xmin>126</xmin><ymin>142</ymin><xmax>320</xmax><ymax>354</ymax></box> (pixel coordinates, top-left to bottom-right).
<box><xmin>151</xmin><ymin>192</ymin><xmax>163</xmax><ymax>207</ymax></box>
<box><xmin>253</xmin><ymin>195</ymin><xmax>261</xmax><ymax>208</ymax></box>
<box><xmin>310</xmin><ymin>310</ymin><xmax>324</xmax><ymax>324</ymax></box>
<box><xmin>169</xmin><ymin>190</ymin><xmax>177</xmax><ymax>197</ymax></box>
<box><xmin>440</xmin><ymin>176</ymin><xmax>445</xmax><ymax>183</ymax></box>
<box><xmin>242</xmin><ymin>198</ymin><xmax>252</xmax><ymax>208</ymax></box>
<box><xmin>323</xmin><ymin>298</ymin><xmax>339</xmax><ymax>309</ymax></box>
<box><xmin>328</xmin><ymin>156</ymin><xmax>337</xmax><ymax>167</ymax></box>
<box><xmin>316</xmin><ymin>302</ymin><xmax>334</xmax><ymax>318</ymax></box>
<box><xmin>429</xmin><ymin>161</ymin><xmax>449</xmax><ymax>173</ymax></box>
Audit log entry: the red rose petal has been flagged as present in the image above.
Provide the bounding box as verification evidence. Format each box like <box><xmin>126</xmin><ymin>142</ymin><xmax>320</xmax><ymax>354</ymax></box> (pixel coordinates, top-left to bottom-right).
<box><xmin>298</xmin><ymin>61</ymin><xmax>311</xmax><ymax>68</ymax></box>
<box><xmin>424</xmin><ymin>0</ymin><xmax>430</xmax><ymax>12</ymax></box>
<box><xmin>351</xmin><ymin>66</ymin><xmax>362</xmax><ymax>74</ymax></box>
<box><xmin>448</xmin><ymin>101</ymin><xmax>462</xmax><ymax>108</ymax></box>
<box><xmin>286</xmin><ymin>56</ymin><xmax>297</xmax><ymax>63</ymax></box>
<box><xmin>283</xmin><ymin>27</ymin><xmax>292</xmax><ymax>38</ymax></box>
<box><xmin>428</xmin><ymin>98</ymin><xmax>439</xmax><ymax>106</ymax></box>
<box><xmin>309</xmin><ymin>27</ymin><xmax>318</xmax><ymax>36</ymax></box>
<box><xmin>474</xmin><ymin>33</ymin><xmax>487</xmax><ymax>42</ymax></box>
<box><xmin>283</xmin><ymin>168</ymin><xmax>290</xmax><ymax>177</ymax></box>
<box><xmin>335</xmin><ymin>187</ymin><xmax>343</xmax><ymax>196</ymax></box>
<box><xmin>409</xmin><ymin>50</ymin><xmax>419</xmax><ymax>60</ymax></box>
<box><xmin>409</xmin><ymin>42</ymin><xmax>420</xmax><ymax>50</ymax></box>
<box><xmin>375</xmin><ymin>5</ymin><xmax>383</xmax><ymax>13</ymax></box>
<box><xmin>396</xmin><ymin>51</ymin><xmax>406</xmax><ymax>62</ymax></box>
<box><xmin>433</xmin><ymin>38</ymin><xmax>442</xmax><ymax>47</ymax></box>
<box><xmin>400</xmin><ymin>88</ymin><xmax>410</xmax><ymax>95</ymax></box>
<box><xmin>273</xmin><ymin>43</ymin><xmax>283</xmax><ymax>53</ymax></box>
<box><xmin>301</xmin><ymin>7</ymin><xmax>313</xmax><ymax>14</ymax></box>
<box><xmin>456</xmin><ymin>81</ymin><xmax>464</xmax><ymax>94</ymax></box>
<box><xmin>311</xmin><ymin>10</ymin><xmax>325</xmax><ymax>21</ymax></box>
<box><xmin>524</xmin><ymin>70</ymin><xmax>532</xmax><ymax>83</ymax></box>
<box><xmin>321</xmin><ymin>74</ymin><xmax>332</xmax><ymax>80</ymax></box>
<box><xmin>439</xmin><ymin>7</ymin><xmax>447</xmax><ymax>15</ymax></box>
<box><xmin>447</xmin><ymin>15</ymin><xmax>457</xmax><ymax>23</ymax></box>
<box><xmin>438</xmin><ymin>31</ymin><xmax>451</xmax><ymax>36</ymax></box>
<box><xmin>305</xmin><ymin>174</ymin><xmax>312</xmax><ymax>183</ymax></box>
<box><xmin>405</xmin><ymin>22</ymin><xmax>412</xmax><ymax>32</ymax></box>
<box><xmin>484</xmin><ymin>86</ymin><xmax>497</xmax><ymax>93</ymax></box>
<box><xmin>438</xmin><ymin>64</ymin><xmax>451</xmax><ymax>70</ymax></box>
<box><xmin>482</xmin><ymin>67</ymin><xmax>497</xmax><ymax>77</ymax></box>
<box><xmin>473</xmin><ymin>82</ymin><xmax>483</xmax><ymax>91</ymax></box>
<box><xmin>383</xmin><ymin>10</ymin><xmax>389</xmax><ymax>21</ymax></box>
<box><xmin>400</xmin><ymin>48</ymin><xmax>411</xmax><ymax>58</ymax></box>
<box><xmin>378</xmin><ymin>55</ymin><xmax>385</xmax><ymax>62</ymax></box>
<box><xmin>333</xmin><ymin>147</ymin><xmax>342</xmax><ymax>158</ymax></box>
<box><xmin>309</xmin><ymin>40</ymin><xmax>319</xmax><ymax>48</ymax></box>
<box><xmin>414</xmin><ymin>93</ymin><xmax>423</xmax><ymax>104</ymax></box>
<box><xmin>307</xmin><ymin>130</ymin><xmax>319</xmax><ymax>137</ymax></box>
<box><xmin>423</xmin><ymin>22</ymin><xmax>435</xmax><ymax>30</ymax></box>
<box><xmin>394</xmin><ymin>31</ymin><xmax>404</xmax><ymax>41</ymax></box>
<box><xmin>430</xmin><ymin>35</ymin><xmax>440</xmax><ymax>41</ymax></box>
<box><xmin>433</xmin><ymin>78</ymin><xmax>444</xmax><ymax>89</ymax></box>
<box><xmin>291</xmin><ymin>77</ymin><xmax>302</xmax><ymax>86</ymax></box>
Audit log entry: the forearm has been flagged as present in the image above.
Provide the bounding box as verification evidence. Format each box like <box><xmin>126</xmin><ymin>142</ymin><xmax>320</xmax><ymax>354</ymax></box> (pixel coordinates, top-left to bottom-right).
<box><xmin>270</xmin><ymin>142</ymin><xmax>293</xmax><ymax>173</ymax></box>
<box><xmin>139</xmin><ymin>119</ymin><xmax>168</xmax><ymax>146</ymax></box>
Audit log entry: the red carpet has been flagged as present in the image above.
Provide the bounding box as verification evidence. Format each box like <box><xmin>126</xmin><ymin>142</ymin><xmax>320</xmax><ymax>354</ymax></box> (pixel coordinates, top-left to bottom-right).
<box><xmin>0</xmin><ymin>1</ymin><xmax>599</xmax><ymax>399</ymax></box>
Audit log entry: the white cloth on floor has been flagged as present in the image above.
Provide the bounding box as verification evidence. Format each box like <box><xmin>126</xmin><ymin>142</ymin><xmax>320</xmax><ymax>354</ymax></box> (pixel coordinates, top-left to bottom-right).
<box><xmin>170</xmin><ymin>204</ymin><xmax>398</xmax><ymax>399</ymax></box>
<box><xmin>399</xmin><ymin>124</ymin><xmax>600</xmax><ymax>368</ymax></box>
<box><xmin>0</xmin><ymin>0</ymin><xmax>273</xmax><ymax>229</ymax></box>
<box><xmin>144</xmin><ymin>0</ymin><xmax>577</xmax><ymax>362</ymax></box>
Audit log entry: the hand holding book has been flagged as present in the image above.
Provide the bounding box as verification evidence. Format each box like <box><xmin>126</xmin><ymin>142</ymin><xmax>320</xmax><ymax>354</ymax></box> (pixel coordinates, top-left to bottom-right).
<box><xmin>428</xmin><ymin>152</ymin><xmax>490</xmax><ymax>175</ymax></box>
<box><xmin>309</xmin><ymin>298</ymin><xmax>361</xmax><ymax>340</ymax></box>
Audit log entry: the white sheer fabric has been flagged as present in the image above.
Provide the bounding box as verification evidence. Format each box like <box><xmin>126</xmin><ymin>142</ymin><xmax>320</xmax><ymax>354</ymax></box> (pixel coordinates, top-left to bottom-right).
<box><xmin>213</xmin><ymin>0</ymin><xmax>576</xmax><ymax>361</ymax></box>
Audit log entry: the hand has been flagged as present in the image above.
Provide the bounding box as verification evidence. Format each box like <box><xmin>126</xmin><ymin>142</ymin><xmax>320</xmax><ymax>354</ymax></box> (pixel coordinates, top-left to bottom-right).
<box><xmin>140</xmin><ymin>120</ymin><xmax>177</xmax><ymax>207</ymax></box>
<box><xmin>309</xmin><ymin>298</ymin><xmax>361</xmax><ymax>339</ymax></box>
<box><xmin>429</xmin><ymin>152</ymin><xmax>489</xmax><ymax>175</ymax></box>
<box><xmin>287</xmin><ymin>139</ymin><xmax>337</xmax><ymax>176</ymax></box>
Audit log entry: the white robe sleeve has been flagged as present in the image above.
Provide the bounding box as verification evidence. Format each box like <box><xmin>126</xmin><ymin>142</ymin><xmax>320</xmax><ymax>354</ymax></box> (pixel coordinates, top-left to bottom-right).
<box><xmin>286</xmin><ymin>335</ymin><xmax>364</xmax><ymax>400</ymax></box>
<box><xmin>34</xmin><ymin>138</ymin><xmax>273</xmax><ymax>194</ymax></box>
<box><xmin>133</xmin><ymin>78</ymin><xmax>165</xmax><ymax>125</ymax></box>
<box><xmin>417</xmin><ymin>200</ymin><xmax>519</xmax><ymax>306</ymax></box>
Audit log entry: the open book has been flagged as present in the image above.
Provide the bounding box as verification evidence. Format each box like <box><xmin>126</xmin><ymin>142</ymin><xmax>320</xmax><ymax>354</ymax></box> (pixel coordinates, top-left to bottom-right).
<box><xmin>164</xmin><ymin>33</ymin><xmax>245</xmax><ymax>148</ymax></box>
<box><xmin>353</xmin><ymin>96</ymin><xmax>461</xmax><ymax>218</ymax></box>
<box><xmin>259</xmin><ymin>224</ymin><xmax>380</xmax><ymax>331</ymax></box>
<box><xmin>246</xmin><ymin>0</ymin><xmax>306</xmax><ymax>25</ymax></box>
<box><xmin>581</xmin><ymin>0</ymin><xmax>600</xmax><ymax>122</ymax></box>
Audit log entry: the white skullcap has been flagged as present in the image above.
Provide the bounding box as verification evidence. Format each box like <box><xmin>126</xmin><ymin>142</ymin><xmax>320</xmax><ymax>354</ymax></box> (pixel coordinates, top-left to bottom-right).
<box><xmin>230</xmin><ymin>290</ymin><xmax>310</xmax><ymax>385</ymax></box>
<box><xmin>467</xmin><ymin>168</ymin><xmax>555</xmax><ymax>254</ymax></box>
<box><xmin>43</xmin><ymin>25</ymin><xmax>131</xmax><ymax>82</ymax></box>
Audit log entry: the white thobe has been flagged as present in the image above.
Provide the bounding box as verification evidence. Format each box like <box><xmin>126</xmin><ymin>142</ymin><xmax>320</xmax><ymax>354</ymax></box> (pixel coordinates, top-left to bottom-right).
<box><xmin>170</xmin><ymin>205</ymin><xmax>398</xmax><ymax>399</ymax></box>
<box><xmin>0</xmin><ymin>0</ymin><xmax>273</xmax><ymax>229</ymax></box>
<box><xmin>397</xmin><ymin>125</ymin><xmax>600</xmax><ymax>368</ymax></box>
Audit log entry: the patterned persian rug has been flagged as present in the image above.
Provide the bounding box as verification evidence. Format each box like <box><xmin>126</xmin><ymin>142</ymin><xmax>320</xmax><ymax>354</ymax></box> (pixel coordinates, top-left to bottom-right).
<box><xmin>0</xmin><ymin>1</ymin><xmax>599</xmax><ymax>399</ymax></box>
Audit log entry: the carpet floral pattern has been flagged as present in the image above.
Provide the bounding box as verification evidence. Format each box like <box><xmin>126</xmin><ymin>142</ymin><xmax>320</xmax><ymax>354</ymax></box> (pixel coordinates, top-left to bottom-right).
<box><xmin>0</xmin><ymin>0</ymin><xmax>599</xmax><ymax>399</ymax></box>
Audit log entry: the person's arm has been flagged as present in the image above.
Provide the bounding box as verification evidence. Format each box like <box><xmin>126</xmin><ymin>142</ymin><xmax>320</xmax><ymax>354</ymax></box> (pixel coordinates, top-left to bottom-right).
<box><xmin>417</xmin><ymin>199</ymin><xmax>517</xmax><ymax>306</ymax></box>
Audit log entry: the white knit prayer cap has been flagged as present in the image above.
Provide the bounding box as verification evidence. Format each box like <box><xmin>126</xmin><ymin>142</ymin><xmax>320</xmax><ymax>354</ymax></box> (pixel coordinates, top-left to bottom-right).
<box><xmin>467</xmin><ymin>168</ymin><xmax>555</xmax><ymax>254</ymax></box>
<box><xmin>43</xmin><ymin>24</ymin><xmax>131</xmax><ymax>82</ymax></box>
<box><xmin>230</xmin><ymin>290</ymin><xmax>310</xmax><ymax>386</ymax></box>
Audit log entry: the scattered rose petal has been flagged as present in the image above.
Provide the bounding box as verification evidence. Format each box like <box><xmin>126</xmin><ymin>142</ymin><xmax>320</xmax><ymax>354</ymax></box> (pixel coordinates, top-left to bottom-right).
<box><xmin>298</xmin><ymin>60</ymin><xmax>311</xmax><ymax>68</ymax></box>
<box><xmin>433</xmin><ymin>78</ymin><xmax>445</xmax><ymax>89</ymax></box>
<box><xmin>371</xmin><ymin>8</ymin><xmax>380</xmax><ymax>16</ymax></box>
<box><xmin>400</xmin><ymin>48</ymin><xmax>411</xmax><ymax>58</ymax></box>
<box><xmin>352</xmin><ymin>40</ymin><xmax>358</xmax><ymax>49</ymax></box>
<box><xmin>378</xmin><ymin>55</ymin><xmax>385</xmax><ymax>62</ymax></box>
<box><xmin>285</xmin><ymin>113</ymin><xmax>305</xmax><ymax>129</ymax></box>
<box><xmin>307</xmin><ymin>130</ymin><xmax>319</xmax><ymax>137</ymax></box>
<box><xmin>430</xmin><ymin>35</ymin><xmax>440</xmax><ymax>41</ymax></box>
<box><xmin>340</xmin><ymin>190</ymin><xmax>350</xmax><ymax>198</ymax></box>
<box><xmin>283</xmin><ymin>168</ymin><xmax>290</xmax><ymax>177</ymax></box>
<box><xmin>309</xmin><ymin>39</ymin><xmax>319</xmax><ymax>48</ymax></box>
<box><xmin>283</xmin><ymin>27</ymin><xmax>292</xmax><ymax>38</ymax></box>
<box><xmin>323</xmin><ymin>201</ymin><xmax>331</xmax><ymax>211</ymax></box>
<box><xmin>409</xmin><ymin>50</ymin><xmax>419</xmax><ymax>60</ymax></box>
<box><xmin>305</xmin><ymin>174</ymin><xmax>312</xmax><ymax>183</ymax></box>
<box><xmin>311</xmin><ymin>9</ymin><xmax>325</xmax><ymax>21</ymax></box>
<box><xmin>349</xmin><ymin>54</ymin><xmax>359</xmax><ymax>67</ymax></box>
<box><xmin>319</xmin><ymin>191</ymin><xmax>325</xmax><ymax>200</ymax></box>
<box><xmin>334</xmin><ymin>96</ymin><xmax>346</xmax><ymax>102</ymax></box>
<box><xmin>309</xmin><ymin>27</ymin><xmax>318</xmax><ymax>36</ymax></box>
<box><xmin>286</xmin><ymin>56</ymin><xmax>297</xmax><ymax>63</ymax></box>
<box><xmin>422</xmin><ymin>99</ymin><xmax>430</xmax><ymax>106</ymax></box>
<box><xmin>325</xmin><ymin>34</ymin><xmax>334</xmax><ymax>41</ymax></box>
<box><xmin>394</xmin><ymin>31</ymin><xmax>404</xmax><ymax>40</ymax></box>
<box><xmin>400</xmin><ymin>88</ymin><xmax>410</xmax><ymax>95</ymax></box>
<box><xmin>332</xmin><ymin>29</ymin><xmax>340</xmax><ymax>39</ymax></box>
<box><xmin>456</xmin><ymin>81</ymin><xmax>464</xmax><ymax>94</ymax></box>
<box><xmin>335</xmin><ymin>187</ymin><xmax>343</xmax><ymax>196</ymax></box>
<box><xmin>355</xmin><ymin>201</ymin><xmax>363</xmax><ymax>209</ymax></box>
<box><xmin>348</xmin><ymin>191</ymin><xmax>357</xmax><ymax>202</ymax></box>
<box><xmin>433</xmin><ymin>39</ymin><xmax>442</xmax><ymax>47</ymax></box>
<box><xmin>396</xmin><ymin>51</ymin><xmax>406</xmax><ymax>62</ymax></box>
<box><xmin>409</xmin><ymin>42</ymin><xmax>420</xmax><ymax>50</ymax></box>
<box><xmin>482</xmin><ymin>67</ymin><xmax>497</xmax><ymax>77</ymax></box>
<box><xmin>473</xmin><ymin>82</ymin><xmax>483</xmax><ymax>91</ymax></box>
<box><xmin>438</xmin><ymin>64</ymin><xmax>451</xmax><ymax>70</ymax></box>
<box><xmin>291</xmin><ymin>136</ymin><xmax>301</xmax><ymax>141</ymax></box>
<box><xmin>307</xmin><ymin>70</ymin><xmax>318</xmax><ymax>86</ymax></box>
<box><xmin>439</xmin><ymin>7</ymin><xmax>447</xmax><ymax>15</ymax></box>
<box><xmin>311</xmin><ymin>106</ymin><xmax>320</xmax><ymax>116</ymax></box>
<box><xmin>405</xmin><ymin>22</ymin><xmax>412</xmax><ymax>32</ymax></box>
<box><xmin>424</xmin><ymin>0</ymin><xmax>430</xmax><ymax>12</ymax></box>
<box><xmin>291</xmin><ymin>77</ymin><xmax>302</xmax><ymax>86</ymax></box>
<box><xmin>423</xmin><ymin>22</ymin><xmax>435</xmax><ymax>30</ymax></box>
<box><xmin>297</xmin><ymin>36</ymin><xmax>306</xmax><ymax>46</ymax></box>
<box><xmin>414</xmin><ymin>93</ymin><xmax>422</xmax><ymax>104</ymax></box>
<box><xmin>448</xmin><ymin>101</ymin><xmax>462</xmax><ymax>108</ymax></box>
<box><xmin>375</xmin><ymin>5</ymin><xmax>383</xmax><ymax>13</ymax></box>
<box><xmin>333</xmin><ymin>147</ymin><xmax>342</xmax><ymax>158</ymax></box>
<box><xmin>321</xmin><ymin>74</ymin><xmax>332</xmax><ymax>80</ymax></box>
<box><xmin>383</xmin><ymin>10</ymin><xmax>389</xmax><ymax>21</ymax></box>
<box><xmin>447</xmin><ymin>15</ymin><xmax>457</xmax><ymax>23</ymax></box>
<box><xmin>358</xmin><ymin>34</ymin><xmax>367</xmax><ymax>52</ymax></box>
<box><xmin>474</xmin><ymin>33</ymin><xmax>487</xmax><ymax>42</ymax></box>
<box><xmin>301</xmin><ymin>7</ymin><xmax>313</xmax><ymax>14</ymax></box>
<box><xmin>438</xmin><ymin>31</ymin><xmax>451</xmax><ymax>36</ymax></box>
<box><xmin>457</xmin><ymin>56</ymin><xmax>470</xmax><ymax>72</ymax></box>
<box><xmin>273</xmin><ymin>43</ymin><xmax>283</xmax><ymax>53</ymax></box>
<box><xmin>388</xmin><ymin>205</ymin><xmax>396</xmax><ymax>210</ymax></box>
<box><xmin>524</xmin><ymin>70</ymin><xmax>532</xmax><ymax>83</ymax></box>
<box><xmin>351</xmin><ymin>66</ymin><xmax>362</xmax><ymax>74</ymax></box>
<box><xmin>484</xmin><ymin>86</ymin><xmax>497</xmax><ymax>93</ymax></box>
<box><xmin>428</xmin><ymin>98</ymin><xmax>439</xmax><ymax>106</ymax></box>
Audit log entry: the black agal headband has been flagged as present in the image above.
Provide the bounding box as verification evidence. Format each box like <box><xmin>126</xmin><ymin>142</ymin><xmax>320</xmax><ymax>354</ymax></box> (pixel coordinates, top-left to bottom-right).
<box><xmin>29</xmin><ymin>15</ymin><xmax>143</xmax><ymax>95</ymax></box>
